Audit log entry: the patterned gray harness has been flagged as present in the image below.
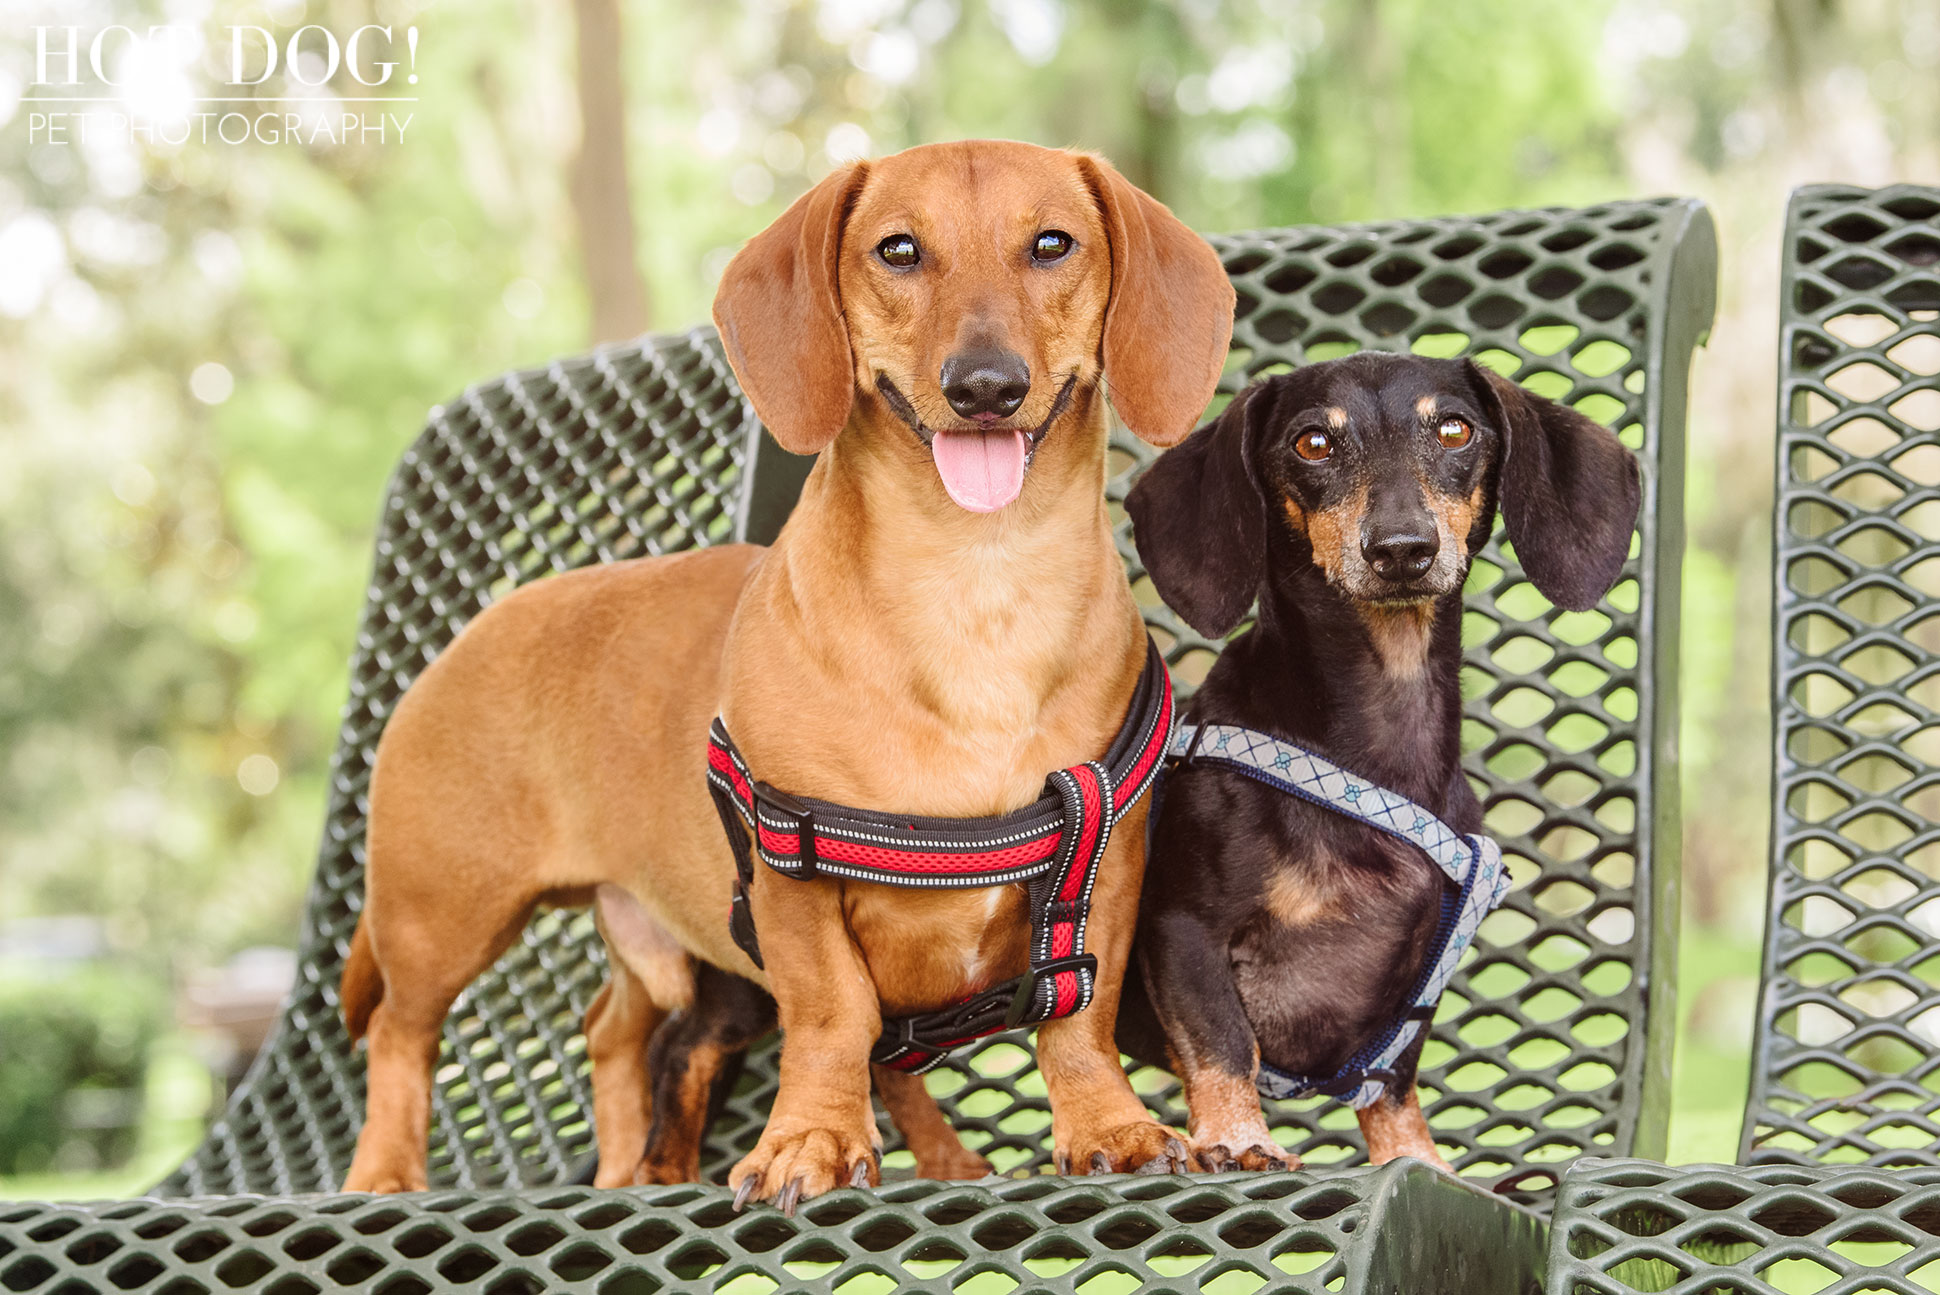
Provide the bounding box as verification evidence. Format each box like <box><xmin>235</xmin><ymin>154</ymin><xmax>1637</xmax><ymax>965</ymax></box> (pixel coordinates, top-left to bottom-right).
<box><xmin>1168</xmin><ymin>722</ymin><xmax>1511</xmax><ymax>1109</ymax></box>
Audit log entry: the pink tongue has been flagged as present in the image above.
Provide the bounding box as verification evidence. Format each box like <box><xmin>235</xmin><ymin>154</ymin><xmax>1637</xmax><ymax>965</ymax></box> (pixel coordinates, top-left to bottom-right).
<box><xmin>931</xmin><ymin>429</ymin><xmax>1029</xmax><ymax>512</ymax></box>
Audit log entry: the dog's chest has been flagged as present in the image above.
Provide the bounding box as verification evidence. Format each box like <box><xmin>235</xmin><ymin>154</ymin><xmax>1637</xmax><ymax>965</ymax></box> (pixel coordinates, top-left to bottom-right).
<box><xmin>843</xmin><ymin>883</ymin><xmax>1032</xmax><ymax>1016</ymax></box>
<box><xmin>1229</xmin><ymin>829</ymin><xmax>1444</xmax><ymax>1075</ymax></box>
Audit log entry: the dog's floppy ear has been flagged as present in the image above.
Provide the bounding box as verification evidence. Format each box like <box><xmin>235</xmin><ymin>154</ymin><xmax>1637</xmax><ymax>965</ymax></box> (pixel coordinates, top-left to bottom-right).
<box><xmin>1077</xmin><ymin>154</ymin><xmax>1235</xmax><ymax>448</ymax></box>
<box><xmin>1467</xmin><ymin>361</ymin><xmax>1642</xmax><ymax>612</ymax></box>
<box><xmin>712</xmin><ymin>163</ymin><xmax>870</xmax><ymax>454</ymax></box>
<box><xmin>1126</xmin><ymin>381</ymin><xmax>1276</xmax><ymax>638</ymax></box>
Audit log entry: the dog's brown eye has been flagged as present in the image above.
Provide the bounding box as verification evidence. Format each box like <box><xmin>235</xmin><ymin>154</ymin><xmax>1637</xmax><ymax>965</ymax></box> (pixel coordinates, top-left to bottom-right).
<box><xmin>877</xmin><ymin>234</ymin><xmax>920</xmax><ymax>269</ymax></box>
<box><xmin>1294</xmin><ymin>429</ymin><xmax>1332</xmax><ymax>461</ymax></box>
<box><xmin>1031</xmin><ymin>230</ymin><xmax>1074</xmax><ymax>262</ymax></box>
<box><xmin>1437</xmin><ymin>417</ymin><xmax>1472</xmax><ymax>449</ymax></box>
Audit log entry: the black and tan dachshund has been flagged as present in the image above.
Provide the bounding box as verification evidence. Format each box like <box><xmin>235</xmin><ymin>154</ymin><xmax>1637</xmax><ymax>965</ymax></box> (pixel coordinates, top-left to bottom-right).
<box><xmin>1117</xmin><ymin>352</ymin><xmax>1641</xmax><ymax>1172</ymax></box>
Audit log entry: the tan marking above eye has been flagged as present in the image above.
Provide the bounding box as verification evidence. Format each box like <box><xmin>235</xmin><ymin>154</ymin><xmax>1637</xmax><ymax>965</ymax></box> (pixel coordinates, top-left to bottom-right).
<box><xmin>1325</xmin><ymin>406</ymin><xmax>1347</xmax><ymax>429</ymax></box>
<box><xmin>1415</xmin><ymin>395</ymin><xmax>1438</xmax><ymax>418</ymax></box>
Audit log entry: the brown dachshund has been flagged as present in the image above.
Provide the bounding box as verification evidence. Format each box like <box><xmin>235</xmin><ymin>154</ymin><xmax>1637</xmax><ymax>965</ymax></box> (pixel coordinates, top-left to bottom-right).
<box><xmin>338</xmin><ymin>140</ymin><xmax>1235</xmax><ymax>1205</ymax></box>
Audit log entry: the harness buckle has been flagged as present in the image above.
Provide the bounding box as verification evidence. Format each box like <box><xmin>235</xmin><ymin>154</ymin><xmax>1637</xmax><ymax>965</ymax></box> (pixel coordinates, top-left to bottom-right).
<box><xmin>752</xmin><ymin>782</ymin><xmax>818</xmax><ymax>879</ymax></box>
<box><xmin>1004</xmin><ymin>953</ymin><xmax>1098</xmax><ymax>1028</ymax></box>
<box><xmin>871</xmin><ymin>1017</ymin><xmax>946</xmax><ymax>1073</ymax></box>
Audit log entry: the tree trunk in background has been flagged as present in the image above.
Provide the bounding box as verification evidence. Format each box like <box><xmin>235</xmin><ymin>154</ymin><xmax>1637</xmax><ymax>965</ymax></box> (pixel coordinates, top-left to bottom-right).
<box><xmin>1770</xmin><ymin>0</ymin><xmax>1838</xmax><ymax>130</ymax></box>
<box><xmin>1345</xmin><ymin>0</ymin><xmax>1407</xmax><ymax>217</ymax></box>
<box><xmin>571</xmin><ymin>0</ymin><xmax>651</xmax><ymax>341</ymax></box>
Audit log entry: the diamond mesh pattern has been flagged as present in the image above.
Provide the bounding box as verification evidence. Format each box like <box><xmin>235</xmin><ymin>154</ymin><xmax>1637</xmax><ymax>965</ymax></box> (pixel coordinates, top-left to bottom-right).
<box><xmin>1548</xmin><ymin>1157</ymin><xmax>1940</xmax><ymax>1295</ymax></box>
<box><xmin>87</xmin><ymin>199</ymin><xmax>1716</xmax><ymax>1284</ymax></box>
<box><xmin>2</xmin><ymin>1170</ymin><xmax>1383</xmax><ymax>1294</ymax></box>
<box><xmin>1749</xmin><ymin>184</ymin><xmax>1940</xmax><ymax>1168</ymax></box>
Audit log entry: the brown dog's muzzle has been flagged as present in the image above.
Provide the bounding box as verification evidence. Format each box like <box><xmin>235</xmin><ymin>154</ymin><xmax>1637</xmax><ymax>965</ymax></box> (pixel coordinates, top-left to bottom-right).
<box><xmin>877</xmin><ymin>343</ymin><xmax>1074</xmax><ymax>515</ymax></box>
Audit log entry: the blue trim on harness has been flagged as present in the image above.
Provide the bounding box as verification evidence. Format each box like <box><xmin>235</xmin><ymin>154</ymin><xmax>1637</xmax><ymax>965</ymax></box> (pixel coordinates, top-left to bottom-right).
<box><xmin>1167</xmin><ymin>722</ymin><xmax>1511</xmax><ymax>1110</ymax></box>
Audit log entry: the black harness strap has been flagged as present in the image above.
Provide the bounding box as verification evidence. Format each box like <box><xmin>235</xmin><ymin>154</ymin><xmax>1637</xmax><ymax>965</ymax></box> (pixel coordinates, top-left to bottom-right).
<box><xmin>706</xmin><ymin>638</ymin><xmax>1174</xmax><ymax>1073</ymax></box>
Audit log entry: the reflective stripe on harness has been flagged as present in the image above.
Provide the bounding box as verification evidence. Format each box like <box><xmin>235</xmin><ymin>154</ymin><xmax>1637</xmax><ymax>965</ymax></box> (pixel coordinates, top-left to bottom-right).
<box><xmin>707</xmin><ymin>638</ymin><xmax>1174</xmax><ymax>1074</ymax></box>
<box><xmin>1167</xmin><ymin>722</ymin><xmax>1511</xmax><ymax>1110</ymax></box>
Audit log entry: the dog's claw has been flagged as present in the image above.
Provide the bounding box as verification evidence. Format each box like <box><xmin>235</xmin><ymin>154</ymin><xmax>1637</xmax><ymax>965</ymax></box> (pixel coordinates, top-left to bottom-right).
<box><xmin>1089</xmin><ymin>1151</ymin><xmax>1112</xmax><ymax>1176</ymax></box>
<box><xmin>732</xmin><ymin>1174</ymin><xmax>762</xmax><ymax>1212</ymax></box>
<box><xmin>1264</xmin><ymin>1156</ymin><xmax>1288</xmax><ymax>1172</ymax></box>
<box><xmin>849</xmin><ymin>1158</ymin><xmax>872</xmax><ymax>1189</ymax></box>
<box><xmin>775</xmin><ymin>1177</ymin><xmax>803</xmax><ymax>1218</ymax></box>
<box><xmin>1165</xmin><ymin>1137</ymin><xmax>1189</xmax><ymax>1170</ymax></box>
<box><xmin>1055</xmin><ymin>1152</ymin><xmax>1071</xmax><ymax>1175</ymax></box>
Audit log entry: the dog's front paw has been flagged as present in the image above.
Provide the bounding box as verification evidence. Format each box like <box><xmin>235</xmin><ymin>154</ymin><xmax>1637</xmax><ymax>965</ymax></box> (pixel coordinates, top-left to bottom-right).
<box><xmin>1191</xmin><ymin>1134</ymin><xmax>1299</xmax><ymax>1173</ymax></box>
<box><xmin>729</xmin><ymin>1123</ymin><xmax>881</xmax><ymax>1215</ymax></box>
<box><xmin>341</xmin><ymin>1163</ymin><xmax>427</xmax><ymax>1194</ymax></box>
<box><xmin>1060</xmin><ymin>1120</ymin><xmax>1191</xmax><ymax>1176</ymax></box>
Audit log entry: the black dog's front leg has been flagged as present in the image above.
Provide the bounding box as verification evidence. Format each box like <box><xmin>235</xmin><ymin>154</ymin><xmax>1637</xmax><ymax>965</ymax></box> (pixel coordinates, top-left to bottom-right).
<box><xmin>1354</xmin><ymin>1018</ymin><xmax>1451</xmax><ymax>1168</ymax></box>
<box><xmin>1137</xmin><ymin>903</ymin><xmax>1297</xmax><ymax>1172</ymax></box>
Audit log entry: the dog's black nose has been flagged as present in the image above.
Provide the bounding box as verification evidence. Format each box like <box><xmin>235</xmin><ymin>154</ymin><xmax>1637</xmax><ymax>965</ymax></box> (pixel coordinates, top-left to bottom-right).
<box><xmin>941</xmin><ymin>348</ymin><xmax>1030</xmax><ymax>421</ymax></box>
<box><xmin>1363</xmin><ymin>530</ymin><xmax>1439</xmax><ymax>582</ymax></box>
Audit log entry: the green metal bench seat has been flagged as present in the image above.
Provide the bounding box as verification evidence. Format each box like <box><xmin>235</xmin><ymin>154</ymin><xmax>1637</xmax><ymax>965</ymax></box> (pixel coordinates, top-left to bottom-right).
<box><xmin>4</xmin><ymin>1162</ymin><xmax>1545</xmax><ymax>1295</ymax></box>
<box><xmin>1543</xmin><ymin>184</ymin><xmax>1940</xmax><ymax>1295</ymax></box>
<box><xmin>1546</xmin><ymin>1158</ymin><xmax>1940</xmax><ymax>1295</ymax></box>
<box><xmin>0</xmin><ymin>195</ymin><xmax>1717</xmax><ymax>1295</ymax></box>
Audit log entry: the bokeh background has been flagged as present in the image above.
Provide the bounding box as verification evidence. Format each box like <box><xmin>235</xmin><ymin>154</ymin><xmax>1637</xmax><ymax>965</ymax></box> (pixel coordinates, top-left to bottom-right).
<box><xmin>1</xmin><ymin>0</ymin><xmax>1935</xmax><ymax>1198</ymax></box>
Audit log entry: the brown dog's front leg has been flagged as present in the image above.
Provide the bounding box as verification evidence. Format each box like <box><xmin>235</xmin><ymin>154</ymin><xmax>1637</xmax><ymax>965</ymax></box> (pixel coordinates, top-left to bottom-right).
<box><xmin>872</xmin><ymin>1065</ymin><xmax>992</xmax><ymax>1180</ymax></box>
<box><xmin>1037</xmin><ymin>804</ymin><xmax>1190</xmax><ymax>1176</ymax></box>
<box><xmin>1039</xmin><ymin>1010</ymin><xmax>1189</xmax><ymax>1175</ymax></box>
<box><xmin>727</xmin><ymin>871</ymin><xmax>884</xmax><ymax>1213</ymax></box>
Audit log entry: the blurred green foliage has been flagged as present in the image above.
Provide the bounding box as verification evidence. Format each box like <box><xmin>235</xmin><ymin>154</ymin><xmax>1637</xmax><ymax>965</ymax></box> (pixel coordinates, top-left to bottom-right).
<box><xmin>0</xmin><ymin>963</ymin><xmax>163</xmax><ymax>1175</ymax></box>
<box><xmin>1</xmin><ymin>0</ymin><xmax>1936</xmax><ymax>1186</ymax></box>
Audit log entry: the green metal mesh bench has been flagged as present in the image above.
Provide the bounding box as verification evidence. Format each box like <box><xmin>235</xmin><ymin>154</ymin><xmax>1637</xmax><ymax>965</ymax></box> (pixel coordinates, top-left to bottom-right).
<box><xmin>0</xmin><ymin>195</ymin><xmax>1716</xmax><ymax>1295</ymax></box>
<box><xmin>1544</xmin><ymin>184</ymin><xmax>1940</xmax><ymax>1295</ymax></box>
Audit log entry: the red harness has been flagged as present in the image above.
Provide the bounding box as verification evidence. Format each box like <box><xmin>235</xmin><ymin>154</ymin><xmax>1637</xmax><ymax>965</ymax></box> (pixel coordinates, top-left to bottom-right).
<box><xmin>705</xmin><ymin>638</ymin><xmax>1174</xmax><ymax>1072</ymax></box>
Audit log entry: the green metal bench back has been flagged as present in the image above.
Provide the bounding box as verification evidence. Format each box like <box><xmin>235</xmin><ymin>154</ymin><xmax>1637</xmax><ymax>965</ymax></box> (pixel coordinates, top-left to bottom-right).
<box><xmin>1748</xmin><ymin>183</ymin><xmax>1940</xmax><ymax>1168</ymax></box>
<box><xmin>160</xmin><ymin>199</ymin><xmax>1713</xmax><ymax>1207</ymax></box>
<box><xmin>157</xmin><ymin>335</ymin><xmax>760</xmax><ymax>1196</ymax></box>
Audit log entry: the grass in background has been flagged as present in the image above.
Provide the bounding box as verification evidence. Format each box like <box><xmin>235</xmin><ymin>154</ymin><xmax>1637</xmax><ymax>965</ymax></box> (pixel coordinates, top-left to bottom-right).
<box><xmin>1667</xmin><ymin>925</ymin><xmax>1763</xmax><ymax>1166</ymax></box>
